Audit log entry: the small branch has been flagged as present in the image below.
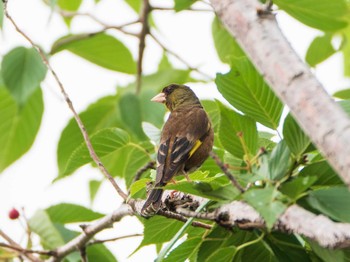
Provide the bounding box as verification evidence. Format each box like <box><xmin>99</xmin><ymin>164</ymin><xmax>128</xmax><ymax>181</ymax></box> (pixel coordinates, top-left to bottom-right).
<box><xmin>157</xmin><ymin>210</ymin><xmax>213</xmax><ymax>230</ymax></box>
<box><xmin>3</xmin><ymin>2</ymin><xmax>128</xmax><ymax>201</ymax></box>
<box><xmin>0</xmin><ymin>230</ymin><xmax>43</xmax><ymax>262</ymax></box>
<box><xmin>79</xmin><ymin>247</ymin><xmax>87</xmax><ymax>262</ymax></box>
<box><xmin>49</xmin><ymin>204</ymin><xmax>133</xmax><ymax>262</ymax></box>
<box><xmin>136</xmin><ymin>0</ymin><xmax>151</xmax><ymax>94</ymax></box>
<box><xmin>133</xmin><ymin>160</ymin><xmax>156</xmax><ymax>183</ymax></box>
<box><xmin>149</xmin><ymin>32</ymin><xmax>213</xmax><ymax>80</ymax></box>
<box><xmin>209</xmin><ymin>151</ymin><xmax>245</xmax><ymax>193</ymax></box>
<box><xmin>0</xmin><ymin>243</ymin><xmax>55</xmax><ymax>257</ymax></box>
<box><xmin>87</xmin><ymin>234</ymin><xmax>143</xmax><ymax>246</ymax></box>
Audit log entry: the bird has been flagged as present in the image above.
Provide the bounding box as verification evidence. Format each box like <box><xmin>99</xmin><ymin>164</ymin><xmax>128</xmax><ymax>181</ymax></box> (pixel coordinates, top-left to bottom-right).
<box><xmin>141</xmin><ymin>84</ymin><xmax>214</xmax><ymax>217</ymax></box>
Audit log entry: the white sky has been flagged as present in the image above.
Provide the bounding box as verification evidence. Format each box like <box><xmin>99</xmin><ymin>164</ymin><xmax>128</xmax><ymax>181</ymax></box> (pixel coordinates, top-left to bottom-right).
<box><xmin>0</xmin><ymin>0</ymin><xmax>349</xmax><ymax>261</ymax></box>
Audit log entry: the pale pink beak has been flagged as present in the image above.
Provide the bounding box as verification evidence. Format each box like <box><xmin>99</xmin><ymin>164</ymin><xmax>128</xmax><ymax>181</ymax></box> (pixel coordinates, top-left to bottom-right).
<box><xmin>151</xmin><ymin>92</ymin><xmax>166</xmax><ymax>103</ymax></box>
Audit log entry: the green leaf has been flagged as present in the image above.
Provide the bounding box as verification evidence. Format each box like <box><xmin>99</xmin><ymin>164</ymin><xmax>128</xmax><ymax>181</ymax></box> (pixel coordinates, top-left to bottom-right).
<box><xmin>119</xmin><ymin>92</ymin><xmax>147</xmax><ymax>140</ymax></box>
<box><xmin>51</xmin><ymin>33</ymin><xmax>136</xmax><ymax>74</ymax></box>
<box><xmin>299</xmin><ymin>161</ymin><xmax>343</xmax><ymax>186</ymax></box>
<box><xmin>59</xmin><ymin>128</ymin><xmax>130</xmax><ymax>178</ymax></box>
<box><xmin>57</xmin><ymin>95</ymin><xmax>121</xmax><ymax>175</ymax></box>
<box><xmin>129</xmin><ymin>178</ymin><xmax>150</xmax><ymax>197</ymax></box>
<box><xmin>174</xmin><ymin>0</ymin><xmax>198</xmax><ymax>12</ymax></box>
<box><xmin>142</xmin><ymin>122</ymin><xmax>161</xmax><ymax>144</ymax></box>
<box><xmin>279</xmin><ymin>176</ymin><xmax>317</xmax><ymax>200</ymax></box>
<box><xmin>216</xmin><ymin>57</ymin><xmax>283</xmax><ymax>129</ymax></box>
<box><xmin>273</xmin><ymin>0</ymin><xmax>348</xmax><ymax>31</ymax></box>
<box><xmin>89</xmin><ymin>180</ymin><xmax>103</xmax><ymax>204</ymax></box>
<box><xmin>283</xmin><ymin>113</ymin><xmax>310</xmax><ymax>158</ymax></box>
<box><xmin>57</xmin><ymin>0</ymin><xmax>83</xmax><ymax>26</ymax></box>
<box><xmin>212</xmin><ymin>16</ymin><xmax>245</xmax><ymax>63</ymax></box>
<box><xmin>343</xmin><ymin>28</ymin><xmax>350</xmax><ymax>77</ymax></box>
<box><xmin>268</xmin><ymin>140</ymin><xmax>291</xmax><ymax>181</ymax></box>
<box><xmin>307</xmin><ymin>186</ymin><xmax>350</xmax><ymax>222</ymax></box>
<box><xmin>87</xmin><ymin>244</ymin><xmax>117</xmax><ymax>262</ymax></box>
<box><xmin>306</xmin><ymin>34</ymin><xmax>336</xmax><ymax>67</ymax></box>
<box><xmin>29</xmin><ymin>210</ymin><xmax>65</xmax><ymax>249</ymax></box>
<box><xmin>164</xmin><ymin>237</ymin><xmax>202</xmax><ymax>262</ymax></box>
<box><xmin>308</xmin><ymin>240</ymin><xmax>346</xmax><ymax>262</ymax></box>
<box><xmin>1</xmin><ymin>47</ymin><xmax>47</xmax><ymax>105</ymax></box>
<box><xmin>124</xmin><ymin>0</ymin><xmax>142</xmax><ymax>13</ymax></box>
<box><xmin>46</xmin><ymin>203</ymin><xmax>104</xmax><ymax>224</ymax></box>
<box><xmin>333</xmin><ymin>89</ymin><xmax>350</xmax><ymax>99</ymax></box>
<box><xmin>266</xmin><ymin>233</ymin><xmax>310</xmax><ymax>262</ymax></box>
<box><xmin>0</xmin><ymin>87</ymin><xmax>43</xmax><ymax>172</ymax></box>
<box><xmin>207</xmin><ymin>247</ymin><xmax>237</xmax><ymax>262</ymax></box>
<box><xmin>140</xmin><ymin>216</ymin><xmax>184</xmax><ymax>246</ymax></box>
<box><xmin>243</xmin><ymin>187</ymin><xmax>287</xmax><ymax>229</ymax></box>
<box><xmin>218</xmin><ymin>101</ymin><xmax>258</xmax><ymax>158</ymax></box>
<box><xmin>202</xmin><ymin>100</ymin><xmax>220</xmax><ymax>132</ymax></box>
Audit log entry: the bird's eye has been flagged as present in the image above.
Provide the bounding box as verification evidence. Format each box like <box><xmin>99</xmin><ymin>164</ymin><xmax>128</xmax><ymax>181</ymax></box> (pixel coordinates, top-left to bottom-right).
<box><xmin>163</xmin><ymin>84</ymin><xmax>177</xmax><ymax>95</ymax></box>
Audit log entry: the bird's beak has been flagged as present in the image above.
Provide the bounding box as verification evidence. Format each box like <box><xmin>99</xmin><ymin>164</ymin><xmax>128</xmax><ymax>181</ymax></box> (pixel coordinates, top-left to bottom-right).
<box><xmin>151</xmin><ymin>92</ymin><xmax>166</xmax><ymax>103</ymax></box>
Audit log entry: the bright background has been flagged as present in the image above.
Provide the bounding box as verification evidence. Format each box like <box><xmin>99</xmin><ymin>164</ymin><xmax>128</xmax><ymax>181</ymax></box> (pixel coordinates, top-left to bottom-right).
<box><xmin>0</xmin><ymin>0</ymin><xmax>349</xmax><ymax>261</ymax></box>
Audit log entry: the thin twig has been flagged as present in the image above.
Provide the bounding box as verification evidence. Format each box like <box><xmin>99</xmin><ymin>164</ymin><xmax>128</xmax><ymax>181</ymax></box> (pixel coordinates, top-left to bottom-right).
<box><xmin>3</xmin><ymin>1</ymin><xmax>128</xmax><ymax>201</ymax></box>
<box><xmin>79</xmin><ymin>247</ymin><xmax>87</xmax><ymax>262</ymax></box>
<box><xmin>0</xmin><ymin>230</ymin><xmax>43</xmax><ymax>262</ymax></box>
<box><xmin>133</xmin><ymin>160</ymin><xmax>156</xmax><ymax>183</ymax></box>
<box><xmin>149</xmin><ymin>32</ymin><xmax>213</xmax><ymax>80</ymax></box>
<box><xmin>151</xmin><ymin>6</ymin><xmax>212</xmax><ymax>12</ymax></box>
<box><xmin>0</xmin><ymin>243</ymin><xmax>56</xmax><ymax>257</ymax></box>
<box><xmin>136</xmin><ymin>0</ymin><xmax>151</xmax><ymax>94</ymax></box>
<box><xmin>87</xmin><ymin>234</ymin><xmax>143</xmax><ymax>246</ymax></box>
<box><xmin>157</xmin><ymin>210</ymin><xmax>213</xmax><ymax>229</ymax></box>
<box><xmin>209</xmin><ymin>151</ymin><xmax>245</xmax><ymax>193</ymax></box>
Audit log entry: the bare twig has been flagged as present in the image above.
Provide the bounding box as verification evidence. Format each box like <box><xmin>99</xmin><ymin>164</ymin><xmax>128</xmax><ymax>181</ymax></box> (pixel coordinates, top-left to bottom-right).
<box><xmin>0</xmin><ymin>230</ymin><xmax>43</xmax><ymax>262</ymax></box>
<box><xmin>209</xmin><ymin>151</ymin><xmax>245</xmax><ymax>193</ymax></box>
<box><xmin>136</xmin><ymin>0</ymin><xmax>151</xmax><ymax>94</ymax></box>
<box><xmin>3</xmin><ymin>1</ymin><xmax>128</xmax><ymax>201</ymax></box>
<box><xmin>0</xmin><ymin>243</ymin><xmax>55</xmax><ymax>257</ymax></box>
<box><xmin>87</xmin><ymin>233</ymin><xmax>143</xmax><ymax>246</ymax></box>
<box><xmin>133</xmin><ymin>160</ymin><xmax>156</xmax><ymax>183</ymax></box>
<box><xmin>157</xmin><ymin>210</ymin><xmax>213</xmax><ymax>230</ymax></box>
<box><xmin>79</xmin><ymin>247</ymin><xmax>87</xmax><ymax>262</ymax></box>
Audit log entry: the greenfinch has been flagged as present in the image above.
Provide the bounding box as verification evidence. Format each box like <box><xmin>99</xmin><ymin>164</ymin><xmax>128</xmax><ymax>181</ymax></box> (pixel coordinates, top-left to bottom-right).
<box><xmin>141</xmin><ymin>84</ymin><xmax>214</xmax><ymax>216</ymax></box>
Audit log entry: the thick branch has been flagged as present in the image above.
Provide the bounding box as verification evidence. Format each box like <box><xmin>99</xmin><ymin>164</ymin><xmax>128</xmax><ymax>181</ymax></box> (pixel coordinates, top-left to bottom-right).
<box><xmin>210</xmin><ymin>0</ymin><xmax>350</xmax><ymax>187</ymax></box>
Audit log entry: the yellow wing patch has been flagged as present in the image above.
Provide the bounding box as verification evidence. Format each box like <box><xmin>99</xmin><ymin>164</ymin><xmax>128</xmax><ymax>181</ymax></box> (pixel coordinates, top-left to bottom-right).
<box><xmin>189</xmin><ymin>140</ymin><xmax>202</xmax><ymax>158</ymax></box>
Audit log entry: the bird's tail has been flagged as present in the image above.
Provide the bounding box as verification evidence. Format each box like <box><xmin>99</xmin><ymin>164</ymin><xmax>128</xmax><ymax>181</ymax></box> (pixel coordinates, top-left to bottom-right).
<box><xmin>141</xmin><ymin>185</ymin><xmax>164</xmax><ymax>217</ymax></box>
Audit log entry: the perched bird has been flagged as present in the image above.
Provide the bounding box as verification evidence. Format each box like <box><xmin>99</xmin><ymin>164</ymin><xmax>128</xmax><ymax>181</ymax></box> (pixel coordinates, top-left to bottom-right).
<box><xmin>141</xmin><ymin>84</ymin><xmax>214</xmax><ymax>216</ymax></box>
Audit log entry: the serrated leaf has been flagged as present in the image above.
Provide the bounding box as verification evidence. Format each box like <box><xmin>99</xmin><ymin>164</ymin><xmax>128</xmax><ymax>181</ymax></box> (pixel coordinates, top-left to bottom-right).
<box><xmin>57</xmin><ymin>96</ymin><xmax>121</xmax><ymax>175</ymax></box>
<box><xmin>59</xmin><ymin>128</ymin><xmax>130</xmax><ymax>178</ymax></box>
<box><xmin>243</xmin><ymin>187</ymin><xmax>287</xmax><ymax>229</ymax></box>
<box><xmin>218</xmin><ymin>101</ymin><xmax>258</xmax><ymax>158</ymax></box>
<box><xmin>46</xmin><ymin>203</ymin><xmax>104</xmax><ymax>224</ymax></box>
<box><xmin>306</xmin><ymin>34</ymin><xmax>336</xmax><ymax>67</ymax></box>
<box><xmin>164</xmin><ymin>237</ymin><xmax>202</xmax><ymax>262</ymax></box>
<box><xmin>119</xmin><ymin>92</ymin><xmax>147</xmax><ymax>140</ymax></box>
<box><xmin>299</xmin><ymin>161</ymin><xmax>343</xmax><ymax>186</ymax></box>
<box><xmin>130</xmin><ymin>178</ymin><xmax>151</xmax><ymax>197</ymax></box>
<box><xmin>212</xmin><ymin>16</ymin><xmax>245</xmax><ymax>63</ymax></box>
<box><xmin>29</xmin><ymin>210</ymin><xmax>65</xmax><ymax>249</ymax></box>
<box><xmin>140</xmin><ymin>216</ymin><xmax>184</xmax><ymax>246</ymax></box>
<box><xmin>268</xmin><ymin>140</ymin><xmax>291</xmax><ymax>181</ymax></box>
<box><xmin>307</xmin><ymin>186</ymin><xmax>350</xmax><ymax>222</ymax></box>
<box><xmin>273</xmin><ymin>0</ymin><xmax>348</xmax><ymax>31</ymax></box>
<box><xmin>283</xmin><ymin>113</ymin><xmax>310</xmax><ymax>158</ymax></box>
<box><xmin>216</xmin><ymin>57</ymin><xmax>283</xmax><ymax>129</ymax></box>
<box><xmin>206</xmin><ymin>246</ymin><xmax>237</xmax><ymax>262</ymax></box>
<box><xmin>51</xmin><ymin>33</ymin><xmax>136</xmax><ymax>74</ymax></box>
<box><xmin>87</xmin><ymin>244</ymin><xmax>117</xmax><ymax>262</ymax></box>
<box><xmin>1</xmin><ymin>47</ymin><xmax>47</xmax><ymax>105</ymax></box>
<box><xmin>0</xmin><ymin>87</ymin><xmax>43</xmax><ymax>172</ymax></box>
<box><xmin>279</xmin><ymin>176</ymin><xmax>317</xmax><ymax>200</ymax></box>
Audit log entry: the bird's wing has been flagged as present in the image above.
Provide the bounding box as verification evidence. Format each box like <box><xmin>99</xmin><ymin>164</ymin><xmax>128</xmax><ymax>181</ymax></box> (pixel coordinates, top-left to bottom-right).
<box><xmin>155</xmin><ymin>107</ymin><xmax>210</xmax><ymax>184</ymax></box>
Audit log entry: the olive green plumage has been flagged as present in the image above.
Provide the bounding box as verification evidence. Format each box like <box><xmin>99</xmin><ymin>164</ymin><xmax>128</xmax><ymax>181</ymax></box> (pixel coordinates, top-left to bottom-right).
<box><xmin>141</xmin><ymin>84</ymin><xmax>214</xmax><ymax>217</ymax></box>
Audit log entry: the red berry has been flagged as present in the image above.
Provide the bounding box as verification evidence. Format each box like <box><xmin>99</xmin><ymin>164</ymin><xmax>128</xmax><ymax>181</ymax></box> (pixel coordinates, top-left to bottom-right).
<box><xmin>8</xmin><ymin>208</ymin><xmax>20</xmax><ymax>220</ymax></box>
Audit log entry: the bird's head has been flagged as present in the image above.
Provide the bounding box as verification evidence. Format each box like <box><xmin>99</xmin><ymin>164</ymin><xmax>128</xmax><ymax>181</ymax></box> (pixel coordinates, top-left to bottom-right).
<box><xmin>151</xmin><ymin>84</ymin><xmax>201</xmax><ymax>111</ymax></box>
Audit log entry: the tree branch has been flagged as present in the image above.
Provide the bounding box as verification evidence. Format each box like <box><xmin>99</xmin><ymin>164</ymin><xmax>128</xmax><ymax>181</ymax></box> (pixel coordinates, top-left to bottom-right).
<box><xmin>49</xmin><ymin>204</ymin><xmax>133</xmax><ymax>262</ymax></box>
<box><xmin>3</xmin><ymin>1</ymin><xmax>128</xmax><ymax>201</ymax></box>
<box><xmin>210</xmin><ymin>0</ymin><xmax>350</xmax><ymax>188</ymax></box>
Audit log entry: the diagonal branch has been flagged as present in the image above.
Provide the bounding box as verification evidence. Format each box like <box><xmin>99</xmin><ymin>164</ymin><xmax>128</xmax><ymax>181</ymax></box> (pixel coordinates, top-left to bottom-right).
<box><xmin>136</xmin><ymin>0</ymin><xmax>151</xmax><ymax>95</ymax></box>
<box><xmin>3</xmin><ymin>1</ymin><xmax>128</xmax><ymax>201</ymax></box>
<box><xmin>210</xmin><ymin>0</ymin><xmax>350</xmax><ymax>188</ymax></box>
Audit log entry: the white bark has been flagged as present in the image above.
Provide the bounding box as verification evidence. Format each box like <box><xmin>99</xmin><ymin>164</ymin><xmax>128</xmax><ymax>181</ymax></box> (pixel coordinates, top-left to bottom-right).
<box><xmin>210</xmin><ymin>0</ymin><xmax>350</xmax><ymax>187</ymax></box>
